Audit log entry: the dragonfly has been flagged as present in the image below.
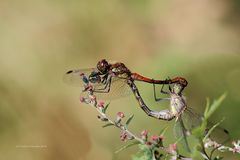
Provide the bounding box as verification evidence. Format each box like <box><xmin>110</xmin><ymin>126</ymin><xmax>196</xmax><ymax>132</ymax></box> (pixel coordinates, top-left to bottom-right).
<box><xmin>152</xmin><ymin>79</ymin><xmax>230</xmax><ymax>152</ymax></box>
<box><xmin>64</xmin><ymin>59</ymin><xmax>186</xmax><ymax>120</ymax></box>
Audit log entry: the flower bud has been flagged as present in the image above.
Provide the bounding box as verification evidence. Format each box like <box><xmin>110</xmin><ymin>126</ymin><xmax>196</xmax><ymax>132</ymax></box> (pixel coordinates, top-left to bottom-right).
<box><xmin>117</xmin><ymin>112</ymin><xmax>125</xmax><ymax>118</ymax></box>
<box><xmin>115</xmin><ymin>112</ymin><xmax>125</xmax><ymax>123</ymax></box>
<box><xmin>120</xmin><ymin>131</ymin><xmax>128</xmax><ymax>142</ymax></box>
<box><xmin>168</xmin><ymin>143</ymin><xmax>177</xmax><ymax>154</ymax></box>
<box><xmin>145</xmin><ymin>141</ymin><xmax>152</xmax><ymax>146</ymax></box>
<box><xmin>89</xmin><ymin>95</ymin><xmax>96</xmax><ymax>101</ymax></box>
<box><xmin>141</xmin><ymin>130</ymin><xmax>148</xmax><ymax>141</ymax></box>
<box><xmin>79</xmin><ymin>97</ymin><xmax>85</xmax><ymax>103</ymax></box>
<box><xmin>97</xmin><ymin>101</ymin><xmax>105</xmax><ymax>109</ymax></box>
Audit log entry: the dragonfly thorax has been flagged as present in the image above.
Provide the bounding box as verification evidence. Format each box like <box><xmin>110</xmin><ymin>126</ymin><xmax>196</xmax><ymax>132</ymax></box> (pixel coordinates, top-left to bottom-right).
<box><xmin>170</xmin><ymin>93</ymin><xmax>186</xmax><ymax>116</ymax></box>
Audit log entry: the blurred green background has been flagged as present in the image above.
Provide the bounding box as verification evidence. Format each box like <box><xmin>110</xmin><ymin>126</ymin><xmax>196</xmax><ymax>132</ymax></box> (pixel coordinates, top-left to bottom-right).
<box><xmin>0</xmin><ymin>0</ymin><xmax>240</xmax><ymax>159</ymax></box>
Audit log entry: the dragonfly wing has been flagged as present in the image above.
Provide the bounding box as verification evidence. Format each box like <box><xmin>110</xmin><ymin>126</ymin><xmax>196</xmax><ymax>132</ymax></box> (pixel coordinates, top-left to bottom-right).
<box><xmin>173</xmin><ymin>117</ymin><xmax>191</xmax><ymax>152</ymax></box>
<box><xmin>182</xmin><ymin>107</ymin><xmax>230</xmax><ymax>144</ymax></box>
<box><xmin>181</xmin><ymin>107</ymin><xmax>202</xmax><ymax>131</ymax></box>
<box><xmin>64</xmin><ymin>69</ymin><xmax>132</xmax><ymax>100</ymax></box>
<box><xmin>93</xmin><ymin>77</ymin><xmax>132</xmax><ymax>100</ymax></box>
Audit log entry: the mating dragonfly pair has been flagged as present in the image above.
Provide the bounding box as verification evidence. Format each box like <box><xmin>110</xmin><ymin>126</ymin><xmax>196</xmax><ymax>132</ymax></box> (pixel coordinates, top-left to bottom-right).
<box><xmin>64</xmin><ymin>59</ymin><xmax>229</xmax><ymax>151</ymax></box>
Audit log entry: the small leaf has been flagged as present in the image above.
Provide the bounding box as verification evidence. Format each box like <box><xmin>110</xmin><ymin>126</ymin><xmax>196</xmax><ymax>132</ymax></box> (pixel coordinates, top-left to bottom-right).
<box><xmin>174</xmin><ymin>136</ymin><xmax>183</xmax><ymax>145</ymax></box>
<box><xmin>126</xmin><ymin>114</ymin><xmax>134</xmax><ymax>126</ymax></box>
<box><xmin>158</xmin><ymin>126</ymin><xmax>168</xmax><ymax>136</ymax></box>
<box><xmin>205</xmin><ymin>93</ymin><xmax>227</xmax><ymax>120</ymax></box>
<box><xmin>102</xmin><ymin>123</ymin><xmax>114</xmax><ymax>128</ymax></box>
<box><xmin>192</xmin><ymin>120</ymin><xmax>207</xmax><ymax>139</ymax></box>
<box><xmin>102</xmin><ymin>102</ymin><xmax>110</xmax><ymax>113</ymax></box>
<box><xmin>115</xmin><ymin>141</ymin><xmax>140</xmax><ymax>153</ymax></box>
<box><xmin>204</xmin><ymin>97</ymin><xmax>210</xmax><ymax>118</ymax></box>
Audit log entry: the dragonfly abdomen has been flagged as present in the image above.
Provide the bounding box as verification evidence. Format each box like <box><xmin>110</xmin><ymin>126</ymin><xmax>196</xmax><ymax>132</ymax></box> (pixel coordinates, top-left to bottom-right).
<box><xmin>127</xmin><ymin>79</ymin><xmax>175</xmax><ymax>121</ymax></box>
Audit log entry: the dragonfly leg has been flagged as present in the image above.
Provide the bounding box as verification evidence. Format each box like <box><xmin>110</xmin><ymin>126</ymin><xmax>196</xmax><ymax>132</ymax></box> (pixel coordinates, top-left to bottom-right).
<box><xmin>93</xmin><ymin>77</ymin><xmax>112</xmax><ymax>93</ymax></box>
<box><xmin>153</xmin><ymin>82</ymin><xmax>170</xmax><ymax>101</ymax></box>
<box><xmin>96</xmin><ymin>74</ymin><xmax>111</xmax><ymax>90</ymax></box>
<box><xmin>161</xmin><ymin>83</ymin><xmax>170</xmax><ymax>95</ymax></box>
<box><xmin>168</xmin><ymin>85</ymin><xmax>172</xmax><ymax>92</ymax></box>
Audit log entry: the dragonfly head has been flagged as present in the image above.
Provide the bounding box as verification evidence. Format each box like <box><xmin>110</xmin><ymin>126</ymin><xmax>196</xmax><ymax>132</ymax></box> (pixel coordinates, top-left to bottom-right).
<box><xmin>172</xmin><ymin>82</ymin><xmax>186</xmax><ymax>94</ymax></box>
<box><xmin>171</xmin><ymin>77</ymin><xmax>188</xmax><ymax>87</ymax></box>
<box><xmin>170</xmin><ymin>77</ymin><xmax>188</xmax><ymax>94</ymax></box>
<box><xmin>97</xmin><ymin>59</ymin><xmax>110</xmax><ymax>74</ymax></box>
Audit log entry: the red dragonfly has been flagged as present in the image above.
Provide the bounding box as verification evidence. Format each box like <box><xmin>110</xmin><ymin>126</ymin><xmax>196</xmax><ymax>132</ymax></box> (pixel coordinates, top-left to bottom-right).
<box><xmin>64</xmin><ymin>59</ymin><xmax>187</xmax><ymax>120</ymax></box>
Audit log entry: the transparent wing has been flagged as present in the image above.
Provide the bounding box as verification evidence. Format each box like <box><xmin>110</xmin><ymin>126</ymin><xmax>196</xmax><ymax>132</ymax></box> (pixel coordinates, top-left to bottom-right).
<box><xmin>181</xmin><ymin>107</ymin><xmax>202</xmax><ymax>131</ymax></box>
<box><xmin>173</xmin><ymin>117</ymin><xmax>191</xmax><ymax>152</ymax></box>
<box><xmin>64</xmin><ymin>69</ymin><xmax>132</xmax><ymax>100</ymax></box>
<box><xmin>91</xmin><ymin>77</ymin><xmax>132</xmax><ymax>100</ymax></box>
<box><xmin>182</xmin><ymin>107</ymin><xmax>230</xmax><ymax>144</ymax></box>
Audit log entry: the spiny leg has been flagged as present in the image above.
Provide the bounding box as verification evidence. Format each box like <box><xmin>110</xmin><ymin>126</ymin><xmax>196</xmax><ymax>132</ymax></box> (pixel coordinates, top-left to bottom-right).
<box><xmin>93</xmin><ymin>76</ymin><xmax>112</xmax><ymax>93</ymax></box>
<box><xmin>153</xmin><ymin>81</ymin><xmax>170</xmax><ymax>102</ymax></box>
<box><xmin>95</xmin><ymin>74</ymin><xmax>110</xmax><ymax>90</ymax></box>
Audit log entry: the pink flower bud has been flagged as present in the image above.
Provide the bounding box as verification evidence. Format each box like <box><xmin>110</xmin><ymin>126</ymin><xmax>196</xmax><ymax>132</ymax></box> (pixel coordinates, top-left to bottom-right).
<box><xmin>141</xmin><ymin>130</ymin><xmax>148</xmax><ymax>137</ymax></box>
<box><xmin>159</xmin><ymin>135</ymin><xmax>164</xmax><ymax>141</ymax></box>
<box><xmin>169</xmin><ymin>143</ymin><xmax>177</xmax><ymax>151</ymax></box>
<box><xmin>117</xmin><ymin>112</ymin><xmax>125</xmax><ymax>118</ymax></box>
<box><xmin>120</xmin><ymin>131</ymin><xmax>128</xmax><ymax>142</ymax></box>
<box><xmin>89</xmin><ymin>95</ymin><xmax>96</xmax><ymax>101</ymax></box>
<box><xmin>79</xmin><ymin>97</ymin><xmax>85</xmax><ymax>103</ymax></box>
<box><xmin>97</xmin><ymin>101</ymin><xmax>105</xmax><ymax>108</ymax></box>
<box><xmin>151</xmin><ymin>135</ymin><xmax>160</xmax><ymax>141</ymax></box>
<box><xmin>145</xmin><ymin>141</ymin><xmax>152</xmax><ymax>146</ymax></box>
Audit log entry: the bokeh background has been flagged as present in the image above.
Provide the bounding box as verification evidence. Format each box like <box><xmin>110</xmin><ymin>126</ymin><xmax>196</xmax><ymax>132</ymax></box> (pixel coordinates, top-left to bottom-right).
<box><xmin>0</xmin><ymin>0</ymin><xmax>240</xmax><ymax>159</ymax></box>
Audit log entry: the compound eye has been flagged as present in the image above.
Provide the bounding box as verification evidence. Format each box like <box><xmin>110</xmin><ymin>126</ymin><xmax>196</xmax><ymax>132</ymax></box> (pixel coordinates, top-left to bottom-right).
<box><xmin>97</xmin><ymin>59</ymin><xmax>109</xmax><ymax>74</ymax></box>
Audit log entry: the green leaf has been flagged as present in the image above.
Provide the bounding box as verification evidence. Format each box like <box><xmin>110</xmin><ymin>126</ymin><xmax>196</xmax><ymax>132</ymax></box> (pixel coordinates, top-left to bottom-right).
<box><xmin>136</xmin><ymin>144</ymin><xmax>153</xmax><ymax>160</ymax></box>
<box><xmin>204</xmin><ymin>93</ymin><xmax>227</xmax><ymax>120</ymax></box>
<box><xmin>102</xmin><ymin>123</ymin><xmax>114</xmax><ymax>128</ymax></box>
<box><xmin>126</xmin><ymin>114</ymin><xmax>134</xmax><ymax>126</ymax></box>
<box><xmin>102</xmin><ymin>102</ymin><xmax>110</xmax><ymax>113</ymax></box>
<box><xmin>115</xmin><ymin>141</ymin><xmax>140</xmax><ymax>153</ymax></box>
<box><xmin>192</xmin><ymin>120</ymin><xmax>207</xmax><ymax>139</ymax></box>
<box><xmin>158</xmin><ymin>126</ymin><xmax>168</xmax><ymax>136</ymax></box>
<box><xmin>204</xmin><ymin>97</ymin><xmax>210</xmax><ymax>118</ymax></box>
